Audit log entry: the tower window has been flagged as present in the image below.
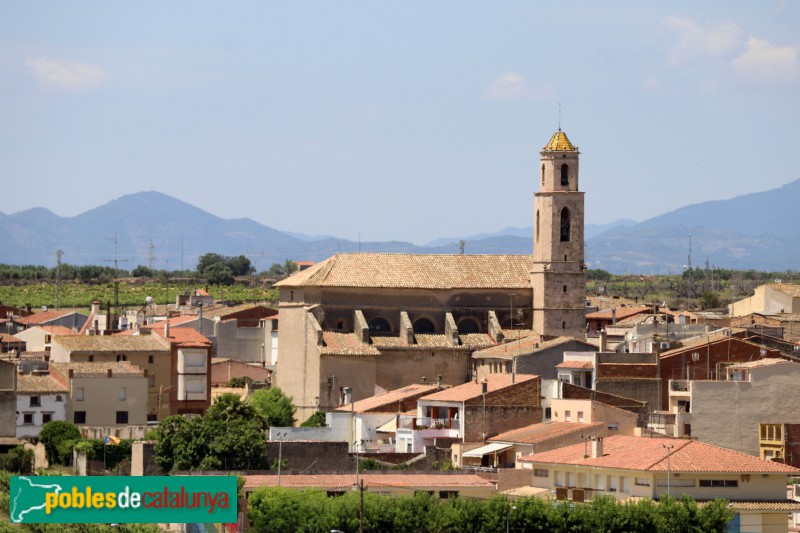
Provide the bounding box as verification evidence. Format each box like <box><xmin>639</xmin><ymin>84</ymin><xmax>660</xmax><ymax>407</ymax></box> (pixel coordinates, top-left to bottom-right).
<box><xmin>535</xmin><ymin>210</ymin><xmax>540</xmax><ymax>244</ymax></box>
<box><xmin>561</xmin><ymin>164</ymin><xmax>569</xmax><ymax>186</ymax></box>
<box><xmin>560</xmin><ymin>207</ymin><xmax>571</xmax><ymax>242</ymax></box>
<box><xmin>413</xmin><ymin>318</ymin><xmax>435</xmax><ymax>334</ymax></box>
<box><xmin>541</xmin><ymin>164</ymin><xmax>545</xmax><ymax>186</ymax></box>
<box><xmin>563</xmin><ymin>285</ymin><xmax>567</xmax><ymax>293</ymax></box>
<box><xmin>368</xmin><ymin>317</ymin><xmax>392</xmax><ymax>334</ymax></box>
<box><xmin>562</xmin><ymin>321</ymin><xmax>566</xmax><ymax>329</ymax></box>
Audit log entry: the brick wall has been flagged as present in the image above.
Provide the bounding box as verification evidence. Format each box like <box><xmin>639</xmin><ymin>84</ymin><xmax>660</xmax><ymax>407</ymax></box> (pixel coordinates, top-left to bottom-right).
<box><xmin>463</xmin><ymin>405</ymin><xmax>543</xmax><ymax>441</ymax></box>
<box><xmin>597</xmin><ymin>363</ymin><xmax>658</xmax><ymax>379</ymax></box>
<box><xmin>265</xmin><ymin>441</ymin><xmax>351</xmax><ymax>473</ymax></box>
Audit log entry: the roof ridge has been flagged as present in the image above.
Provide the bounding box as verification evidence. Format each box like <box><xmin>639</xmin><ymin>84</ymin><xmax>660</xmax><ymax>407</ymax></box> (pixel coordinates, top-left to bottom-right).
<box><xmin>644</xmin><ymin>439</ymin><xmax>693</xmax><ymax>470</ymax></box>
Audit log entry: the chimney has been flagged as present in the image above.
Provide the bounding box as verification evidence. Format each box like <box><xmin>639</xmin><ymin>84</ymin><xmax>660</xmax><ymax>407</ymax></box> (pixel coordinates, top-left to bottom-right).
<box><xmin>481</xmin><ymin>380</ymin><xmax>488</xmax><ymax>394</ymax></box>
<box><xmin>591</xmin><ymin>437</ymin><xmax>604</xmax><ymax>458</ymax></box>
<box><xmin>68</xmin><ymin>369</ymin><xmax>74</xmax><ymax>378</ymax></box>
<box><xmin>611</xmin><ymin>308</ymin><xmax>617</xmax><ymax>325</ymax></box>
<box><xmin>198</xmin><ymin>303</ymin><xmax>203</xmax><ymax>334</ymax></box>
<box><xmin>421</xmin><ymin>376</ymin><xmax>427</xmax><ymax>385</ymax></box>
<box><xmin>436</xmin><ymin>375</ymin><xmax>442</xmax><ymax>389</ymax></box>
<box><xmin>341</xmin><ymin>386</ymin><xmax>352</xmax><ymax>406</ymax></box>
<box><xmin>165</xmin><ymin>321</ymin><xmax>170</xmax><ymax>338</ymax></box>
<box><xmin>91</xmin><ymin>300</ymin><xmax>101</xmax><ymax>316</ymax></box>
<box><xmin>599</xmin><ymin>329</ymin><xmax>608</xmax><ymax>352</ymax></box>
<box><xmin>107</xmin><ymin>369</ymin><xmax>113</xmax><ymax>378</ymax></box>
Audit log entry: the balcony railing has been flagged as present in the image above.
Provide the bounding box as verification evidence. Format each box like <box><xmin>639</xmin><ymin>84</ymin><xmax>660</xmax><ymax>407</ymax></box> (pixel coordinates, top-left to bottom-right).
<box><xmin>396</xmin><ymin>416</ymin><xmax>460</xmax><ymax>431</ymax></box>
<box><xmin>670</xmin><ymin>380</ymin><xmax>690</xmax><ymax>392</ymax></box>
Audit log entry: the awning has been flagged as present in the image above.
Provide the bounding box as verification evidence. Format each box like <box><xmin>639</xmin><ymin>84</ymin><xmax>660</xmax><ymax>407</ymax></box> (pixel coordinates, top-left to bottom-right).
<box><xmin>377</xmin><ymin>417</ymin><xmax>397</xmax><ymax>433</ymax></box>
<box><xmin>463</xmin><ymin>443</ymin><xmax>513</xmax><ymax>458</ymax></box>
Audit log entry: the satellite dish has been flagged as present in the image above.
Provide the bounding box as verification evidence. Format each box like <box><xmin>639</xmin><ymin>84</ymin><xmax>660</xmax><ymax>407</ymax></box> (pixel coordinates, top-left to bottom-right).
<box><xmin>145</xmin><ymin>296</ymin><xmax>154</xmax><ymax>304</ymax></box>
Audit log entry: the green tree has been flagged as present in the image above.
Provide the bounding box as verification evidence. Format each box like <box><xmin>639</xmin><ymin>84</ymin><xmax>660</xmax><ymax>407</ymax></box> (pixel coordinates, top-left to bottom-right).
<box><xmin>153</xmin><ymin>395</ymin><xmax>268</xmax><ymax>473</ymax></box>
<box><xmin>251</xmin><ymin>387</ymin><xmax>297</xmax><ymax>428</ymax></box>
<box><xmin>283</xmin><ymin>259</ymin><xmax>298</xmax><ymax>276</ymax></box>
<box><xmin>300</xmin><ymin>411</ymin><xmax>326</xmax><ymax>427</ymax></box>
<box><xmin>131</xmin><ymin>265</ymin><xmax>154</xmax><ymax>278</ymax></box>
<box><xmin>227</xmin><ymin>376</ymin><xmax>255</xmax><ymax>387</ymax></box>
<box><xmin>1</xmin><ymin>445</ymin><xmax>34</xmax><ymax>474</ymax></box>
<box><xmin>38</xmin><ymin>420</ymin><xmax>82</xmax><ymax>465</ymax></box>
<box><xmin>197</xmin><ymin>253</ymin><xmax>227</xmax><ymax>274</ymax></box>
<box><xmin>203</xmin><ymin>263</ymin><xmax>234</xmax><ymax>285</ymax></box>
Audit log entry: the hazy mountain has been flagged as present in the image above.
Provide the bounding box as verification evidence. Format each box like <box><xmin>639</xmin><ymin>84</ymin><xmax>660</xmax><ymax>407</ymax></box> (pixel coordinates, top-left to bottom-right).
<box><xmin>2</xmin><ymin>181</ymin><xmax>799</xmax><ymax>273</ymax></box>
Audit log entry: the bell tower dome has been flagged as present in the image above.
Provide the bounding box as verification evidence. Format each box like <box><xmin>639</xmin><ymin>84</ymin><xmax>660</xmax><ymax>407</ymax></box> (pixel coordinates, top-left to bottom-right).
<box><xmin>531</xmin><ymin>129</ymin><xmax>586</xmax><ymax>339</ymax></box>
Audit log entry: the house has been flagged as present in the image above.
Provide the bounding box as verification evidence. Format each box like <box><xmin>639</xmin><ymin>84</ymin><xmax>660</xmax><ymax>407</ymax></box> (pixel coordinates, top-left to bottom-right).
<box><xmin>268</xmin><ymin>383</ymin><xmax>440</xmax><ymax>452</ymax></box>
<box><xmin>243</xmin><ymin>472</ymin><xmax>496</xmax><ymax>500</ymax></box>
<box><xmin>585</xmin><ymin>305</ymin><xmax>652</xmax><ymax>336</ymax></box>
<box><xmin>759</xmin><ymin>423</ymin><xmax>800</xmax><ymax>467</ymax></box>
<box><xmin>210</xmin><ymin>358</ymin><xmax>271</xmax><ymax>387</ymax></box>
<box><xmin>50</xmin><ymin>334</ymin><xmax>172</xmax><ymax>421</ymax></box>
<box><xmin>14</xmin><ymin>309</ymin><xmax>88</xmax><ymax>333</ymax></box>
<box><xmin>0</xmin><ymin>333</ymin><xmax>25</xmax><ymax>353</ymax></box>
<box><xmin>275</xmin><ymin>129</ymin><xmax>590</xmax><ymax>421</ymax></box>
<box><xmin>148</xmin><ymin>326</ymin><xmax>213</xmax><ymax>416</ymax></box>
<box><xmin>0</xmin><ymin>360</ymin><xmax>17</xmax><ymax>443</ymax></box>
<box><xmin>395</xmin><ymin>374</ymin><xmax>542</xmax><ymax>454</ymax></box>
<box><xmin>49</xmin><ymin>362</ymin><xmax>148</xmax><ymax>439</ymax></box>
<box><xmin>729</xmin><ymin>283</ymin><xmax>800</xmax><ymax>317</ymax></box>
<box><xmin>14</xmin><ymin>325</ymin><xmax>72</xmax><ymax>353</ymax></box>
<box><xmin>16</xmin><ymin>372</ymin><xmax>68</xmax><ymax>439</ymax></box>
<box><xmin>519</xmin><ymin>435</ymin><xmax>800</xmax><ymax>533</ymax></box>
<box><xmin>649</xmin><ymin>358</ymin><xmax>800</xmax><ymax>459</ymax></box>
<box><xmin>471</xmin><ymin>335</ymin><xmax>596</xmax><ymax>381</ymax></box>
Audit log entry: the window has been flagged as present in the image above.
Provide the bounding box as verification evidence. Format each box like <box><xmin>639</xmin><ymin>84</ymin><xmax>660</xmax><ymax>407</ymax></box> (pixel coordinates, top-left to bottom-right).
<box><xmin>23</xmin><ymin>413</ymin><xmax>34</xmax><ymax>425</ymax></box>
<box><xmin>116</xmin><ymin>411</ymin><xmax>129</xmax><ymax>424</ymax></box>
<box><xmin>545</xmin><ymin>407</ymin><xmax>552</xmax><ymax>419</ymax></box>
<box><xmin>368</xmin><ymin>317</ymin><xmax>391</xmax><ymax>334</ymax></box>
<box><xmin>562</xmin><ymin>321</ymin><xmax>566</xmax><ymax>329</ymax></box>
<box><xmin>457</xmin><ymin>319</ymin><xmax>480</xmax><ymax>334</ymax></box>
<box><xmin>55</xmin><ymin>395</ymin><xmax>63</xmax><ymax>402</ymax></box>
<box><xmin>75</xmin><ymin>387</ymin><xmax>84</xmax><ymax>401</ymax></box>
<box><xmin>326</xmin><ymin>491</ymin><xmax>346</xmax><ymax>497</ymax></box>
<box><xmin>439</xmin><ymin>491</ymin><xmax>458</xmax><ymax>499</ymax></box>
<box><xmin>74</xmin><ymin>411</ymin><xmax>86</xmax><ymax>424</ymax></box>
<box><xmin>607</xmin><ymin>422</ymin><xmax>619</xmax><ymax>431</ymax></box>
<box><xmin>635</xmin><ymin>477</ymin><xmax>651</xmax><ymax>486</ymax></box>
<box><xmin>560</xmin><ymin>207</ymin><xmax>571</xmax><ymax>242</ymax></box>
<box><xmin>565</xmin><ymin>410</ymin><xmax>572</xmax><ymax>422</ymax></box>
<box><xmin>42</xmin><ymin>413</ymin><xmax>52</xmax><ymax>424</ymax></box>
<box><xmin>541</xmin><ymin>164</ymin><xmax>545</xmax><ymax>185</ymax></box>
<box><xmin>699</xmin><ymin>479</ymin><xmax>738</xmax><ymax>488</ymax></box>
<box><xmin>30</xmin><ymin>396</ymin><xmax>41</xmax><ymax>407</ymax></box>
<box><xmin>336</xmin><ymin>320</ymin><xmax>344</xmax><ymax>331</ymax></box>
<box><xmin>44</xmin><ymin>335</ymin><xmax>52</xmax><ymax>343</ymax></box>
<box><xmin>88</xmin><ymin>355</ymin><xmax>94</xmax><ymax>362</ymax></box>
<box><xmin>577</xmin><ymin>411</ymin><xmax>584</xmax><ymax>423</ymax></box>
<box><xmin>535</xmin><ymin>210</ymin><xmax>540</xmax><ymax>244</ymax></box>
<box><xmin>563</xmin><ymin>285</ymin><xmax>567</xmax><ymax>293</ymax></box>
<box><xmin>534</xmin><ymin>469</ymin><xmax>549</xmax><ymax>477</ymax></box>
<box><xmin>560</xmin><ymin>163</ymin><xmax>569</xmax><ymax>186</ymax></box>
<box><xmin>413</xmin><ymin>318</ymin><xmax>435</xmax><ymax>334</ymax></box>
<box><xmin>148</xmin><ymin>374</ymin><xmax>155</xmax><ymax>387</ymax></box>
<box><xmin>119</xmin><ymin>387</ymin><xmax>126</xmax><ymax>401</ymax></box>
<box><xmin>148</xmin><ymin>355</ymin><xmax>154</xmax><ymax>364</ymax></box>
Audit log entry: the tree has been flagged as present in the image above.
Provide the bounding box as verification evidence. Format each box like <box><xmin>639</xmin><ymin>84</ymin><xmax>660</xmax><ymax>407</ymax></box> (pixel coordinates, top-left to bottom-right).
<box><xmin>153</xmin><ymin>395</ymin><xmax>269</xmax><ymax>473</ymax></box>
<box><xmin>131</xmin><ymin>265</ymin><xmax>154</xmax><ymax>278</ymax></box>
<box><xmin>38</xmin><ymin>420</ymin><xmax>82</xmax><ymax>465</ymax></box>
<box><xmin>197</xmin><ymin>253</ymin><xmax>227</xmax><ymax>274</ymax></box>
<box><xmin>251</xmin><ymin>387</ymin><xmax>296</xmax><ymax>428</ymax></box>
<box><xmin>227</xmin><ymin>255</ymin><xmax>254</xmax><ymax>276</ymax></box>
<box><xmin>227</xmin><ymin>376</ymin><xmax>254</xmax><ymax>387</ymax></box>
<box><xmin>203</xmin><ymin>263</ymin><xmax>234</xmax><ymax>285</ymax></box>
<box><xmin>283</xmin><ymin>259</ymin><xmax>298</xmax><ymax>276</ymax></box>
<box><xmin>300</xmin><ymin>411</ymin><xmax>326</xmax><ymax>427</ymax></box>
<box><xmin>1</xmin><ymin>446</ymin><xmax>34</xmax><ymax>474</ymax></box>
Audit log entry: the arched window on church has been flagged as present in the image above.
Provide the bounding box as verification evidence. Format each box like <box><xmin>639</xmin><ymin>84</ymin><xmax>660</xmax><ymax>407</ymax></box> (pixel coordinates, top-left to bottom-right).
<box><xmin>560</xmin><ymin>207</ymin><xmax>571</xmax><ymax>242</ymax></box>
<box><xmin>413</xmin><ymin>318</ymin><xmax>435</xmax><ymax>334</ymax></box>
<box><xmin>561</xmin><ymin>164</ymin><xmax>569</xmax><ymax>186</ymax></box>
<box><xmin>541</xmin><ymin>164</ymin><xmax>545</xmax><ymax>186</ymax></box>
<box><xmin>535</xmin><ymin>210</ymin><xmax>540</xmax><ymax>244</ymax></box>
<box><xmin>457</xmin><ymin>318</ymin><xmax>480</xmax><ymax>334</ymax></box>
<box><xmin>368</xmin><ymin>317</ymin><xmax>391</xmax><ymax>334</ymax></box>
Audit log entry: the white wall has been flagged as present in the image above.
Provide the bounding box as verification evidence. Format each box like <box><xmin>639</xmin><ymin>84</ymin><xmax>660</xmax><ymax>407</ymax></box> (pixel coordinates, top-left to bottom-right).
<box><xmin>16</xmin><ymin>392</ymin><xmax>67</xmax><ymax>439</ymax></box>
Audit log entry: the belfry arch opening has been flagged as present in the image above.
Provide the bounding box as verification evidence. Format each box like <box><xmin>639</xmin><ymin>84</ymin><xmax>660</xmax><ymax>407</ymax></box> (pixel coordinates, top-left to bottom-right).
<box><xmin>413</xmin><ymin>317</ymin><xmax>435</xmax><ymax>334</ymax></box>
<box><xmin>560</xmin><ymin>207</ymin><xmax>571</xmax><ymax>242</ymax></box>
<box><xmin>541</xmin><ymin>164</ymin><xmax>545</xmax><ymax>185</ymax></box>
<box><xmin>368</xmin><ymin>317</ymin><xmax>391</xmax><ymax>334</ymax></box>
<box><xmin>561</xmin><ymin>164</ymin><xmax>569</xmax><ymax>186</ymax></box>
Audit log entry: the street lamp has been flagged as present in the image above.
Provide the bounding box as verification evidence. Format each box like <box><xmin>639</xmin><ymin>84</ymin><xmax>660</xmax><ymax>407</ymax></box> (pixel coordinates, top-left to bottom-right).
<box><xmin>274</xmin><ymin>431</ymin><xmax>288</xmax><ymax>486</ymax></box>
<box><xmin>506</xmin><ymin>505</ymin><xmax>517</xmax><ymax>533</ymax></box>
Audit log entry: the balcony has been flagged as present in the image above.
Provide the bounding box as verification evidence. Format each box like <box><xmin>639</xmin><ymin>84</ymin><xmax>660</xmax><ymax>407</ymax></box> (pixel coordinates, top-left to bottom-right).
<box><xmin>647</xmin><ymin>411</ymin><xmax>676</xmax><ymax>436</ymax></box>
<box><xmin>397</xmin><ymin>416</ymin><xmax>461</xmax><ymax>438</ymax></box>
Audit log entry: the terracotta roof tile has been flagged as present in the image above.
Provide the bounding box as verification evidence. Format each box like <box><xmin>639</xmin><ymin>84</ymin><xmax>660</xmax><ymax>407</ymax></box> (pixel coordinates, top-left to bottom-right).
<box><xmin>586</xmin><ymin>305</ymin><xmax>651</xmax><ymax>321</ymax></box>
<box><xmin>335</xmin><ymin>384</ymin><xmax>440</xmax><ymax>413</ymax></box>
<box><xmin>421</xmin><ymin>374</ymin><xmax>537</xmax><ymax>403</ymax></box>
<box><xmin>320</xmin><ymin>332</ymin><xmax>380</xmax><ymax>356</ymax></box>
<box><xmin>458</xmin><ymin>333</ymin><xmax>496</xmax><ymax>349</ymax></box>
<box><xmin>490</xmin><ymin>422</ymin><xmax>604</xmax><ymax>445</ymax></box>
<box><xmin>473</xmin><ymin>335</ymin><xmax>586</xmax><ymax>360</ymax></box>
<box><xmin>275</xmin><ymin>253</ymin><xmax>533</xmax><ymax>290</ymax></box>
<box><xmin>413</xmin><ymin>334</ymin><xmax>452</xmax><ymax>348</ymax></box>
<box><xmin>16</xmin><ymin>310</ymin><xmax>78</xmax><ymax>325</ymax></box>
<box><xmin>150</xmin><ymin>326</ymin><xmax>212</xmax><ymax>347</ymax></box>
<box><xmin>556</xmin><ymin>360</ymin><xmax>594</xmax><ymax>369</ymax></box>
<box><xmin>370</xmin><ymin>336</ymin><xmax>407</xmax><ymax>348</ymax></box>
<box><xmin>50</xmin><ymin>361</ymin><xmax>145</xmax><ymax>379</ymax></box>
<box><xmin>17</xmin><ymin>374</ymin><xmax>68</xmax><ymax>394</ymax></box>
<box><xmin>37</xmin><ymin>325</ymin><xmax>74</xmax><ymax>335</ymax></box>
<box><xmin>244</xmin><ymin>473</ymin><xmax>495</xmax><ymax>491</ymax></box>
<box><xmin>52</xmin><ymin>335</ymin><xmax>169</xmax><ymax>352</ymax></box>
<box><xmin>519</xmin><ymin>435</ymin><xmax>800</xmax><ymax>474</ymax></box>
<box><xmin>767</xmin><ymin>283</ymin><xmax>800</xmax><ymax>298</ymax></box>
<box><xmin>501</xmin><ymin>329</ymin><xmax>537</xmax><ymax>341</ymax></box>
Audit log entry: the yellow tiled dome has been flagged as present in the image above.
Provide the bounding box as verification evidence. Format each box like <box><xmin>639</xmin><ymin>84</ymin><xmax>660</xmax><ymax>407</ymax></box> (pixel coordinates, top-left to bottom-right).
<box><xmin>544</xmin><ymin>129</ymin><xmax>576</xmax><ymax>151</ymax></box>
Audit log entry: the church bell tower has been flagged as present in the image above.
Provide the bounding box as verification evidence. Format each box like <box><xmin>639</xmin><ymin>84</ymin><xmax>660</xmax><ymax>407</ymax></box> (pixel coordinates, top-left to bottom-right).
<box><xmin>531</xmin><ymin>129</ymin><xmax>586</xmax><ymax>339</ymax></box>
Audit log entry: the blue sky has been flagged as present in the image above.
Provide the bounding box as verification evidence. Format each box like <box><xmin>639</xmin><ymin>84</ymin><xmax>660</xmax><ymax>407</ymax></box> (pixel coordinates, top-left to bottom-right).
<box><xmin>2</xmin><ymin>2</ymin><xmax>799</xmax><ymax>245</ymax></box>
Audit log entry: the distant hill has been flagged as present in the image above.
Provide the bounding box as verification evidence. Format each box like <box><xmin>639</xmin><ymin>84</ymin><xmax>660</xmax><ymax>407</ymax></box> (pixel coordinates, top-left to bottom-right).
<box><xmin>1</xmin><ymin>181</ymin><xmax>799</xmax><ymax>273</ymax></box>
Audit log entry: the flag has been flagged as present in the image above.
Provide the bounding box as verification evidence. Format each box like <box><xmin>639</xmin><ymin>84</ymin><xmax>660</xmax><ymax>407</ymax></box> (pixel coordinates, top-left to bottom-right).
<box><xmin>105</xmin><ymin>435</ymin><xmax>121</xmax><ymax>446</ymax></box>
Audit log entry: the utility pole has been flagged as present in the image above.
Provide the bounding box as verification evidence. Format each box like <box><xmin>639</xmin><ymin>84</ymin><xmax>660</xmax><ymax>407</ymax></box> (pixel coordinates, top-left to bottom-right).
<box><xmin>662</xmin><ymin>444</ymin><xmax>675</xmax><ymax>497</ymax></box>
<box><xmin>55</xmin><ymin>250</ymin><xmax>64</xmax><ymax>310</ymax></box>
<box><xmin>147</xmin><ymin>240</ymin><xmax>156</xmax><ymax>271</ymax></box>
<box><xmin>359</xmin><ymin>479</ymin><xmax>364</xmax><ymax>533</ymax></box>
<box><xmin>459</xmin><ymin>240</ymin><xmax>466</xmax><ymax>254</ymax></box>
<box><xmin>102</xmin><ymin>234</ymin><xmax>129</xmax><ymax>330</ymax></box>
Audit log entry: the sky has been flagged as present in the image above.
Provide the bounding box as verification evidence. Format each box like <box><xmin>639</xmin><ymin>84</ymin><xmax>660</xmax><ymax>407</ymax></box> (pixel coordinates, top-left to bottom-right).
<box><xmin>1</xmin><ymin>2</ymin><xmax>799</xmax><ymax>245</ymax></box>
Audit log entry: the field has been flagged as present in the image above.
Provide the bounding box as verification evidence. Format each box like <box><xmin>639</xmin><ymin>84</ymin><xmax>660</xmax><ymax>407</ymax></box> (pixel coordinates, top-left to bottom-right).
<box><xmin>0</xmin><ymin>279</ymin><xmax>277</xmax><ymax>311</ymax></box>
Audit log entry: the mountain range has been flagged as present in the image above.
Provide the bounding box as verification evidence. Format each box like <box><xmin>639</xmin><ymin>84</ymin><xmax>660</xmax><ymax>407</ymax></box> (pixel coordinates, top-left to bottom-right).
<box><xmin>2</xmin><ymin>179</ymin><xmax>799</xmax><ymax>274</ymax></box>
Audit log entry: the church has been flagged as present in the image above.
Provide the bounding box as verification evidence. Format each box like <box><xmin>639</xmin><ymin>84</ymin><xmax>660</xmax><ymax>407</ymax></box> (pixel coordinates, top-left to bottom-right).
<box><xmin>275</xmin><ymin>129</ymin><xmax>587</xmax><ymax>421</ymax></box>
